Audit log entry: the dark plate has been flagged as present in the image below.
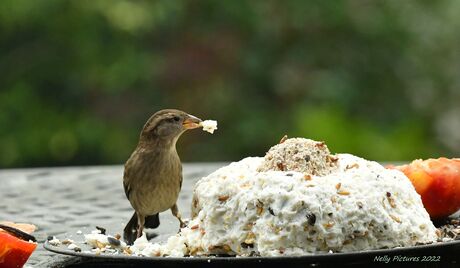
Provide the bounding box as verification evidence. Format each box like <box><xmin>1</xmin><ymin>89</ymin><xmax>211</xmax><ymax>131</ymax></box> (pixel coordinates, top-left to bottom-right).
<box><xmin>44</xmin><ymin>238</ymin><xmax>460</xmax><ymax>268</ymax></box>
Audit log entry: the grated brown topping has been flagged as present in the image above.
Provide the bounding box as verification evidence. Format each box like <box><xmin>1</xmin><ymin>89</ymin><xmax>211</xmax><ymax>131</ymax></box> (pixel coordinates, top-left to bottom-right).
<box><xmin>257</xmin><ymin>138</ymin><xmax>338</xmax><ymax>175</ymax></box>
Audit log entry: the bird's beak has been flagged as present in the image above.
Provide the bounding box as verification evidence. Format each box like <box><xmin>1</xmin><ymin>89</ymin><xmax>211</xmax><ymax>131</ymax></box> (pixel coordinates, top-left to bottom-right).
<box><xmin>183</xmin><ymin>115</ymin><xmax>202</xmax><ymax>129</ymax></box>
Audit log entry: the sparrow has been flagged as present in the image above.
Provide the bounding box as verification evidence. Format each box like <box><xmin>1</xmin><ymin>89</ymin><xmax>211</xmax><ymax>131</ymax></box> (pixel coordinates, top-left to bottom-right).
<box><xmin>123</xmin><ymin>109</ymin><xmax>202</xmax><ymax>245</ymax></box>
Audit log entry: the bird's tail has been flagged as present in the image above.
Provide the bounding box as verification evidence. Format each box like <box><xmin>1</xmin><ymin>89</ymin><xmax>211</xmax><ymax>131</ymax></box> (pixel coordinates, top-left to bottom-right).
<box><xmin>123</xmin><ymin>212</ymin><xmax>160</xmax><ymax>245</ymax></box>
<box><xmin>145</xmin><ymin>213</ymin><xmax>160</xmax><ymax>229</ymax></box>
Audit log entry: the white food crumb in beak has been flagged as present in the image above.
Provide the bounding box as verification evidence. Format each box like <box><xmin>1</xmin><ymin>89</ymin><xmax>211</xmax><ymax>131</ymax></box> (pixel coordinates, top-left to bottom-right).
<box><xmin>201</xmin><ymin>120</ymin><xmax>218</xmax><ymax>134</ymax></box>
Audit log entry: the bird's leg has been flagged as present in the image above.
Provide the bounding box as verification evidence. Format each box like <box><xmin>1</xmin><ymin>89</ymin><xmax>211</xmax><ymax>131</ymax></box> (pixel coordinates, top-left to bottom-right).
<box><xmin>137</xmin><ymin>213</ymin><xmax>145</xmax><ymax>239</ymax></box>
<box><xmin>171</xmin><ymin>203</ymin><xmax>186</xmax><ymax>228</ymax></box>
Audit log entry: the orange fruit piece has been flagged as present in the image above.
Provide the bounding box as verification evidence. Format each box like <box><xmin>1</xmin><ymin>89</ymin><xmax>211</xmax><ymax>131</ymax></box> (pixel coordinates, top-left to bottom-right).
<box><xmin>390</xmin><ymin>158</ymin><xmax>460</xmax><ymax>219</ymax></box>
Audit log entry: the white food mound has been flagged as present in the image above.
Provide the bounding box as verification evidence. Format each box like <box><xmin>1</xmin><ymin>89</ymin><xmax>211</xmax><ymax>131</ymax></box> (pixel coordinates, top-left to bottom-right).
<box><xmin>201</xmin><ymin>120</ymin><xmax>218</xmax><ymax>134</ymax></box>
<box><xmin>135</xmin><ymin>154</ymin><xmax>437</xmax><ymax>257</ymax></box>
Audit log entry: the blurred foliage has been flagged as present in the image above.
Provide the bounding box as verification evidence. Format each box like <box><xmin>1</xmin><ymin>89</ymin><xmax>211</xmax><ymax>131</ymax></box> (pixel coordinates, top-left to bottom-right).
<box><xmin>1</xmin><ymin>0</ymin><xmax>460</xmax><ymax>168</ymax></box>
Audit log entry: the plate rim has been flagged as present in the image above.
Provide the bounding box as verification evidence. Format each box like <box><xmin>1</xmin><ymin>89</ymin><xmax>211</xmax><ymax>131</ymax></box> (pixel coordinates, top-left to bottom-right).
<box><xmin>43</xmin><ymin>239</ymin><xmax>460</xmax><ymax>262</ymax></box>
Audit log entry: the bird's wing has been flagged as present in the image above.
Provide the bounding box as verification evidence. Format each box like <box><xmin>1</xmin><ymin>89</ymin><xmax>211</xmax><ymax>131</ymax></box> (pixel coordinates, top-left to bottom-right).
<box><xmin>123</xmin><ymin>150</ymin><xmax>140</xmax><ymax>200</ymax></box>
<box><xmin>123</xmin><ymin>161</ymin><xmax>132</xmax><ymax>199</ymax></box>
<box><xmin>177</xmin><ymin>159</ymin><xmax>183</xmax><ymax>189</ymax></box>
<box><xmin>123</xmin><ymin>175</ymin><xmax>131</xmax><ymax>199</ymax></box>
<box><xmin>123</xmin><ymin>182</ymin><xmax>131</xmax><ymax>199</ymax></box>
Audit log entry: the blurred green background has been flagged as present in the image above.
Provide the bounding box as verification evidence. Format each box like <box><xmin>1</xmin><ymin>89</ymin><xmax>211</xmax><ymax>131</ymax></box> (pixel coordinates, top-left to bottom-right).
<box><xmin>1</xmin><ymin>0</ymin><xmax>460</xmax><ymax>168</ymax></box>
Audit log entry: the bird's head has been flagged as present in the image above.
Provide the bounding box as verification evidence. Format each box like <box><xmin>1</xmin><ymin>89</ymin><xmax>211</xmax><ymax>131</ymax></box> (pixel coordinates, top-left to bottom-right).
<box><xmin>139</xmin><ymin>109</ymin><xmax>202</xmax><ymax>146</ymax></box>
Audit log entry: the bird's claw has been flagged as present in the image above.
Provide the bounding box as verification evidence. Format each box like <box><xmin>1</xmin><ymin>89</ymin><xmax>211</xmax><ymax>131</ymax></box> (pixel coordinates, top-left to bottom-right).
<box><xmin>179</xmin><ymin>218</ymin><xmax>188</xmax><ymax>229</ymax></box>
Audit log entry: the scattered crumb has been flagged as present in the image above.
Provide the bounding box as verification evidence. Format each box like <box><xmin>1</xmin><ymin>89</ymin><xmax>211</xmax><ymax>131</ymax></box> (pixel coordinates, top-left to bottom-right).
<box><xmin>437</xmin><ymin>218</ymin><xmax>460</xmax><ymax>241</ymax></box>
<box><xmin>68</xmin><ymin>243</ymin><xmax>81</xmax><ymax>252</ymax></box>
<box><xmin>61</xmin><ymin>239</ymin><xmax>74</xmax><ymax>245</ymax></box>
<box><xmin>48</xmin><ymin>236</ymin><xmax>61</xmax><ymax>246</ymax></box>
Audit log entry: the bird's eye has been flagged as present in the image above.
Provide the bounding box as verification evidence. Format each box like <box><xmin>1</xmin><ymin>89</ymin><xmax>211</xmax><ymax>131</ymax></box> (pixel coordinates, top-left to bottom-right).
<box><xmin>166</xmin><ymin>116</ymin><xmax>180</xmax><ymax>123</ymax></box>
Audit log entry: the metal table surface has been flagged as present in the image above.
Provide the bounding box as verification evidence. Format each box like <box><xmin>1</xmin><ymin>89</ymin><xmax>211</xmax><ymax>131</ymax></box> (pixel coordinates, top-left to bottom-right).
<box><xmin>2</xmin><ymin>164</ymin><xmax>460</xmax><ymax>268</ymax></box>
<box><xmin>0</xmin><ymin>163</ymin><xmax>225</xmax><ymax>267</ymax></box>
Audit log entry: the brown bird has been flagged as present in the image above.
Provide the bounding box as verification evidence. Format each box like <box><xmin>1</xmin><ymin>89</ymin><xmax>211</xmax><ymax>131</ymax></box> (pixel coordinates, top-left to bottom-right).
<box><xmin>123</xmin><ymin>109</ymin><xmax>202</xmax><ymax>245</ymax></box>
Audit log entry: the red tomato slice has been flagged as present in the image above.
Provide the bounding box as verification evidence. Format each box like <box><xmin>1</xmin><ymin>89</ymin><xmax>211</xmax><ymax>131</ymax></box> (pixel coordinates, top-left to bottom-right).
<box><xmin>0</xmin><ymin>228</ymin><xmax>37</xmax><ymax>268</ymax></box>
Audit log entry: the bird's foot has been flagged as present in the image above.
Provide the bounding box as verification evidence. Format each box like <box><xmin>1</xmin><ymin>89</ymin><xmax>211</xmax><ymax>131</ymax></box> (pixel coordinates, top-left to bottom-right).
<box><xmin>179</xmin><ymin>218</ymin><xmax>188</xmax><ymax>229</ymax></box>
<box><xmin>136</xmin><ymin>227</ymin><xmax>144</xmax><ymax>239</ymax></box>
